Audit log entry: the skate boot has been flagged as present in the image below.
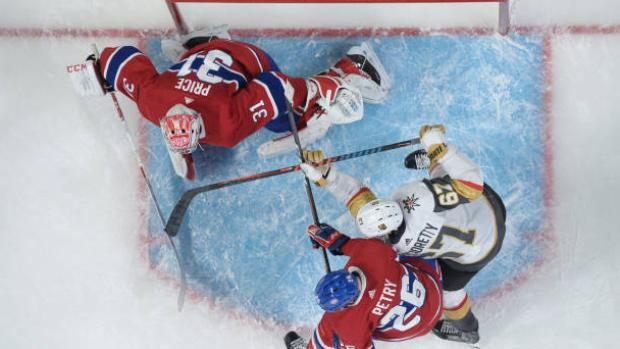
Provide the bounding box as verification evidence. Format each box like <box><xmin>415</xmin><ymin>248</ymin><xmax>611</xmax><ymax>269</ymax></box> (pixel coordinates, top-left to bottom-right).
<box><xmin>432</xmin><ymin>319</ymin><xmax>480</xmax><ymax>345</ymax></box>
<box><xmin>404</xmin><ymin>149</ymin><xmax>431</xmax><ymax>170</ymax></box>
<box><xmin>284</xmin><ymin>331</ymin><xmax>309</xmax><ymax>349</ymax></box>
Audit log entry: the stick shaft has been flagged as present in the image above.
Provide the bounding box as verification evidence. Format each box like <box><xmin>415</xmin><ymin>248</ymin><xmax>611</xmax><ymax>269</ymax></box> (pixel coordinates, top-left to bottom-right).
<box><xmin>107</xmin><ymin>90</ymin><xmax>187</xmax><ymax>312</ymax></box>
<box><xmin>164</xmin><ymin>137</ymin><xmax>420</xmax><ymax>238</ymax></box>
<box><xmin>284</xmin><ymin>101</ymin><xmax>330</xmax><ymax>273</ymax></box>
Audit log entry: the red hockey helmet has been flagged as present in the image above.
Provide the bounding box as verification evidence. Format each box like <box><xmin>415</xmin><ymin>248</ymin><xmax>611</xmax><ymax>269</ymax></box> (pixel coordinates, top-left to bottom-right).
<box><xmin>160</xmin><ymin>104</ymin><xmax>204</xmax><ymax>154</ymax></box>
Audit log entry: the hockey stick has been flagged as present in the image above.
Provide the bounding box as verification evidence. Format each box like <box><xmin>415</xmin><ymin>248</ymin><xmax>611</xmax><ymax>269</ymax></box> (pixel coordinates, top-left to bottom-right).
<box><xmin>284</xmin><ymin>93</ymin><xmax>331</xmax><ymax>273</ymax></box>
<box><xmin>164</xmin><ymin>137</ymin><xmax>420</xmax><ymax>238</ymax></box>
<box><xmin>93</xmin><ymin>45</ymin><xmax>187</xmax><ymax>312</ymax></box>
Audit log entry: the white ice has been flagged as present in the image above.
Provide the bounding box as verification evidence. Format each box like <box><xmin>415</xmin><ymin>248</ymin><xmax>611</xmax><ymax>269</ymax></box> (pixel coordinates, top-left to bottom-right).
<box><xmin>1</xmin><ymin>1</ymin><xmax>619</xmax><ymax>348</ymax></box>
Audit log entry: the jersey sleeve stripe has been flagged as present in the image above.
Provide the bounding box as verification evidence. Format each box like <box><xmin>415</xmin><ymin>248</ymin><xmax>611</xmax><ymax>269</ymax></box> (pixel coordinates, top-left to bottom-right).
<box><xmin>346</xmin><ymin>187</ymin><xmax>377</xmax><ymax>218</ymax></box>
<box><xmin>103</xmin><ymin>46</ymin><xmax>142</xmax><ymax>92</ymax></box>
<box><xmin>244</xmin><ymin>45</ymin><xmax>264</xmax><ymax>72</ymax></box>
<box><xmin>457</xmin><ymin>179</ymin><xmax>484</xmax><ymax>191</ymax></box>
<box><xmin>451</xmin><ymin>179</ymin><xmax>484</xmax><ymax>201</ymax></box>
<box><xmin>218</xmin><ymin>64</ymin><xmax>248</xmax><ymax>90</ymax></box>
<box><xmin>253</xmin><ymin>72</ymin><xmax>288</xmax><ymax>120</ymax></box>
<box><xmin>312</xmin><ymin>329</ymin><xmax>334</xmax><ymax>349</ymax></box>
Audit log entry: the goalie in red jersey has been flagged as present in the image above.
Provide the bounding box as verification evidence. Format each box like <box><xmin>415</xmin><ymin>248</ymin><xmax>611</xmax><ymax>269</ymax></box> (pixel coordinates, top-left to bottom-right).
<box><xmin>284</xmin><ymin>223</ymin><xmax>443</xmax><ymax>349</ymax></box>
<box><xmin>67</xmin><ymin>26</ymin><xmax>391</xmax><ymax>181</ymax></box>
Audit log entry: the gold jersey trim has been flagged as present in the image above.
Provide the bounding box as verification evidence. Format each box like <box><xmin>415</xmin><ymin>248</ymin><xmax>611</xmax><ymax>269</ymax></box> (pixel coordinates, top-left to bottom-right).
<box><xmin>348</xmin><ymin>190</ymin><xmax>377</xmax><ymax>218</ymax></box>
<box><xmin>451</xmin><ymin>179</ymin><xmax>483</xmax><ymax>202</ymax></box>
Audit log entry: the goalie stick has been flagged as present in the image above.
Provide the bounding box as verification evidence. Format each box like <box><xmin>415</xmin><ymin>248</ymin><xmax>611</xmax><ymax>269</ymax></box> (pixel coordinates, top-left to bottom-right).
<box><xmin>92</xmin><ymin>45</ymin><xmax>187</xmax><ymax>312</ymax></box>
<box><xmin>164</xmin><ymin>138</ymin><xmax>421</xmax><ymax>238</ymax></box>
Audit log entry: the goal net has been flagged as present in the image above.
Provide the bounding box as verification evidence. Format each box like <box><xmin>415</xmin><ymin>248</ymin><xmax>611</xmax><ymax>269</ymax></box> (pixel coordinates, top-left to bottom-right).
<box><xmin>164</xmin><ymin>0</ymin><xmax>510</xmax><ymax>35</ymax></box>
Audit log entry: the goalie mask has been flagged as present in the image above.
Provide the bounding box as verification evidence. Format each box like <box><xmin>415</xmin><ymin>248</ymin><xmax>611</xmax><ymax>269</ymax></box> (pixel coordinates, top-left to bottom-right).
<box><xmin>356</xmin><ymin>199</ymin><xmax>404</xmax><ymax>238</ymax></box>
<box><xmin>160</xmin><ymin>104</ymin><xmax>204</xmax><ymax>154</ymax></box>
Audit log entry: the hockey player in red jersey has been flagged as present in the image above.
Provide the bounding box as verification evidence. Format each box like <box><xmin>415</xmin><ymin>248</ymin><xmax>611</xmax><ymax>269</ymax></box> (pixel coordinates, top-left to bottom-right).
<box><xmin>299</xmin><ymin>125</ymin><xmax>507</xmax><ymax>345</ymax></box>
<box><xmin>284</xmin><ymin>223</ymin><xmax>443</xmax><ymax>349</ymax></box>
<box><xmin>68</xmin><ymin>26</ymin><xmax>391</xmax><ymax>181</ymax></box>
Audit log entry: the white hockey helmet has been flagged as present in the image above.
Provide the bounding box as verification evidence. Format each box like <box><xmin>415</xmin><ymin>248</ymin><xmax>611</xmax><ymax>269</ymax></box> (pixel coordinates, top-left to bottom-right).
<box><xmin>355</xmin><ymin>199</ymin><xmax>404</xmax><ymax>238</ymax></box>
<box><xmin>160</xmin><ymin>104</ymin><xmax>204</xmax><ymax>154</ymax></box>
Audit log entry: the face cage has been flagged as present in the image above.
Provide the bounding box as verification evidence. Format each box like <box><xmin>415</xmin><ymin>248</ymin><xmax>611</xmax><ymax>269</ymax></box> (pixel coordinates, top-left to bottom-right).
<box><xmin>319</xmin><ymin>272</ymin><xmax>360</xmax><ymax>312</ymax></box>
<box><xmin>160</xmin><ymin>115</ymin><xmax>201</xmax><ymax>154</ymax></box>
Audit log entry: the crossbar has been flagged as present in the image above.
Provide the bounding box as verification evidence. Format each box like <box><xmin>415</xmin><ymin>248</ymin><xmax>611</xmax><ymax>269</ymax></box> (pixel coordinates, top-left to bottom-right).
<box><xmin>165</xmin><ymin>0</ymin><xmax>510</xmax><ymax>35</ymax></box>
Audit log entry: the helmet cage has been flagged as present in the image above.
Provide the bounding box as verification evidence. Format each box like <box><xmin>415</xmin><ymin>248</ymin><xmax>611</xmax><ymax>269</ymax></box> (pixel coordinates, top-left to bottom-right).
<box><xmin>314</xmin><ymin>270</ymin><xmax>360</xmax><ymax>312</ymax></box>
<box><xmin>160</xmin><ymin>112</ymin><xmax>202</xmax><ymax>154</ymax></box>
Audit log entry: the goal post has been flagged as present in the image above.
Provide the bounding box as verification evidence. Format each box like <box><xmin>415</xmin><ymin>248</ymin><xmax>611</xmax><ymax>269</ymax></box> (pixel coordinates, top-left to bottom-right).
<box><xmin>164</xmin><ymin>0</ymin><xmax>510</xmax><ymax>36</ymax></box>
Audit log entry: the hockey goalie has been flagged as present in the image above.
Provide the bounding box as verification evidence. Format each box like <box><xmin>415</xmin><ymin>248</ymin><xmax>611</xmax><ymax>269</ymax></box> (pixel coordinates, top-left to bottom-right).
<box><xmin>67</xmin><ymin>25</ymin><xmax>392</xmax><ymax>181</ymax></box>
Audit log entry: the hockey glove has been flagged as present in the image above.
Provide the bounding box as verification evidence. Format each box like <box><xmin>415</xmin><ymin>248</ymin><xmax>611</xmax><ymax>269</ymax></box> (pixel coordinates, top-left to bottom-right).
<box><xmin>300</xmin><ymin>149</ymin><xmax>331</xmax><ymax>187</ymax></box>
<box><xmin>307</xmin><ymin>223</ymin><xmax>349</xmax><ymax>256</ymax></box>
<box><xmin>419</xmin><ymin>124</ymin><xmax>450</xmax><ymax>163</ymax></box>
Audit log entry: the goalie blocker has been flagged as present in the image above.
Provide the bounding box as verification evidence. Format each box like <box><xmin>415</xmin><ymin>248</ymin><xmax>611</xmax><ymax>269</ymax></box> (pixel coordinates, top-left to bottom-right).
<box><xmin>66</xmin><ymin>56</ymin><xmax>111</xmax><ymax>97</ymax></box>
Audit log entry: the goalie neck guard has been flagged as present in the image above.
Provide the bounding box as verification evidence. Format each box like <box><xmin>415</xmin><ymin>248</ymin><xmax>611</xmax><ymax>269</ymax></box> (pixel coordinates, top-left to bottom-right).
<box><xmin>160</xmin><ymin>104</ymin><xmax>204</xmax><ymax>154</ymax></box>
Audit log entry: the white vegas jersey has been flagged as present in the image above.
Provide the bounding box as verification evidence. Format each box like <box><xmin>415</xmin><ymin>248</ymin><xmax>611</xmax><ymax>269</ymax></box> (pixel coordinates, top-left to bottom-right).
<box><xmin>386</xmin><ymin>180</ymin><xmax>501</xmax><ymax>265</ymax></box>
<box><xmin>323</xmin><ymin>145</ymin><xmax>505</xmax><ymax>269</ymax></box>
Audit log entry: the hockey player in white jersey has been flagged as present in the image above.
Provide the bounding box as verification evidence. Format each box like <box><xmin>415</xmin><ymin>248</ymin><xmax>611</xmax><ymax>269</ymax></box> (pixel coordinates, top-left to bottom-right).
<box><xmin>300</xmin><ymin>124</ymin><xmax>506</xmax><ymax>345</ymax></box>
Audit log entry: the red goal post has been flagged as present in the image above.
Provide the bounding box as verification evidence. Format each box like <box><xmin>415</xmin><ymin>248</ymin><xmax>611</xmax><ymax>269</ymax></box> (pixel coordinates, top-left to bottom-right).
<box><xmin>165</xmin><ymin>0</ymin><xmax>510</xmax><ymax>35</ymax></box>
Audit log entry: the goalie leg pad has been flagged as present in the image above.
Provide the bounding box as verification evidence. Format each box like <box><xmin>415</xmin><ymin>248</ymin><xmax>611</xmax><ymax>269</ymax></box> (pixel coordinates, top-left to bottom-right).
<box><xmin>344</xmin><ymin>41</ymin><xmax>392</xmax><ymax>104</ymax></box>
<box><xmin>257</xmin><ymin>116</ymin><xmax>332</xmax><ymax>159</ymax></box>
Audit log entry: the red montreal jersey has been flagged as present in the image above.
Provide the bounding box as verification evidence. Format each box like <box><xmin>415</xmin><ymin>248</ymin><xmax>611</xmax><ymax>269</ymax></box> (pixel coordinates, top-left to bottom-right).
<box><xmin>99</xmin><ymin>40</ymin><xmax>306</xmax><ymax>148</ymax></box>
<box><xmin>309</xmin><ymin>239</ymin><xmax>443</xmax><ymax>349</ymax></box>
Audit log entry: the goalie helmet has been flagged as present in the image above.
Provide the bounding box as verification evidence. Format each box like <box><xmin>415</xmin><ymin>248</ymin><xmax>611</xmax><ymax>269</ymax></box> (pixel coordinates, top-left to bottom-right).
<box><xmin>356</xmin><ymin>199</ymin><xmax>404</xmax><ymax>238</ymax></box>
<box><xmin>160</xmin><ymin>104</ymin><xmax>203</xmax><ymax>154</ymax></box>
<box><xmin>314</xmin><ymin>269</ymin><xmax>360</xmax><ymax>312</ymax></box>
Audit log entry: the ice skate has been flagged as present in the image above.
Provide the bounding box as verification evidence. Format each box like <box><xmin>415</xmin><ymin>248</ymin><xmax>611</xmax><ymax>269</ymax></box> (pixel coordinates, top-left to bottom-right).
<box><xmin>404</xmin><ymin>149</ymin><xmax>431</xmax><ymax>170</ymax></box>
<box><xmin>432</xmin><ymin>319</ymin><xmax>480</xmax><ymax>346</ymax></box>
<box><xmin>284</xmin><ymin>331</ymin><xmax>309</xmax><ymax>349</ymax></box>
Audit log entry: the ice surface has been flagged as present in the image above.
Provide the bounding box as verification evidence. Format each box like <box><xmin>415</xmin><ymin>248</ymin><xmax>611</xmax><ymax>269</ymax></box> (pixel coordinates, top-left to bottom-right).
<box><xmin>1</xmin><ymin>1</ymin><xmax>619</xmax><ymax>348</ymax></box>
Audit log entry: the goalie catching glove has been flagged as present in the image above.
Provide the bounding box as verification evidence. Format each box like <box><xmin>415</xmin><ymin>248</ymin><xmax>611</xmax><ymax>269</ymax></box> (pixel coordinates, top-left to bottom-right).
<box><xmin>307</xmin><ymin>223</ymin><xmax>349</xmax><ymax>256</ymax></box>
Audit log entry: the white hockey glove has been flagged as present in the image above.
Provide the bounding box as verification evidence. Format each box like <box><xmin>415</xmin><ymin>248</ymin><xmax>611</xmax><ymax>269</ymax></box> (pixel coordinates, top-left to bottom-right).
<box><xmin>300</xmin><ymin>149</ymin><xmax>330</xmax><ymax>187</ymax></box>
<box><xmin>66</xmin><ymin>55</ymin><xmax>110</xmax><ymax>97</ymax></box>
<box><xmin>419</xmin><ymin>124</ymin><xmax>454</xmax><ymax>163</ymax></box>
